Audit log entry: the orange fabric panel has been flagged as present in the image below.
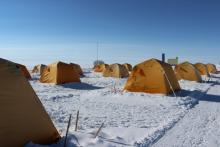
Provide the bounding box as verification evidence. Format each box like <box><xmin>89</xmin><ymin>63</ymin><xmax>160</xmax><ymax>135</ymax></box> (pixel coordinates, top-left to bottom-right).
<box><xmin>0</xmin><ymin>58</ymin><xmax>60</xmax><ymax>147</ymax></box>
<box><xmin>124</xmin><ymin>59</ymin><xmax>180</xmax><ymax>94</ymax></box>
<box><xmin>206</xmin><ymin>64</ymin><xmax>217</xmax><ymax>73</ymax></box>
<box><xmin>103</xmin><ymin>63</ymin><xmax>129</xmax><ymax>78</ymax></box>
<box><xmin>93</xmin><ymin>64</ymin><xmax>109</xmax><ymax>72</ymax></box>
<box><xmin>15</xmin><ymin>63</ymin><xmax>31</xmax><ymax>79</ymax></box>
<box><xmin>174</xmin><ymin>70</ymin><xmax>182</xmax><ymax>81</ymax></box>
<box><xmin>40</xmin><ymin>62</ymin><xmax>80</xmax><ymax>84</ymax></box>
<box><xmin>57</xmin><ymin>62</ymin><xmax>81</xmax><ymax>84</ymax></box>
<box><xmin>194</xmin><ymin>63</ymin><xmax>210</xmax><ymax>76</ymax></box>
<box><xmin>40</xmin><ymin>63</ymin><xmax>58</xmax><ymax>84</ymax></box>
<box><xmin>175</xmin><ymin>62</ymin><xmax>202</xmax><ymax>82</ymax></box>
<box><xmin>70</xmin><ymin>63</ymin><xmax>83</xmax><ymax>75</ymax></box>
<box><xmin>122</xmin><ymin>63</ymin><xmax>132</xmax><ymax>71</ymax></box>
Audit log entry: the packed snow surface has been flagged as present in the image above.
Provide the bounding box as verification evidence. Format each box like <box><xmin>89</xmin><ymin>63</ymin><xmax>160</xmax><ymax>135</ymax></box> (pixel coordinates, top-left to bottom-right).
<box><xmin>26</xmin><ymin>69</ymin><xmax>220</xmax><ymax>147</ymax></box>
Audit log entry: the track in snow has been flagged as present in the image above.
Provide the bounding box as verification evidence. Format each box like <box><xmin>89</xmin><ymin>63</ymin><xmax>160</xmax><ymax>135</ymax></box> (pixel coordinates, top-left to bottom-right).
<box><xmin>153</xmin><ymin>81</ymin><xmax>220</xmax><ymax>147</ymax></box>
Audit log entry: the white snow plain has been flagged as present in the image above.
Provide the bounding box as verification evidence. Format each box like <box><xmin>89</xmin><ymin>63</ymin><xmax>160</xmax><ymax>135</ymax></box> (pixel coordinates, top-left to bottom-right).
<box><xmin>26</xmin><ymin>69</ymin><xmax>220</xmax><ymax>147</ymax></box>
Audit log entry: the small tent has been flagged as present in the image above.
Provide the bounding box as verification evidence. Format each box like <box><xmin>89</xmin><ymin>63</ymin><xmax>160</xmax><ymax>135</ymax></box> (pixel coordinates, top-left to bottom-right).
<box><xmin>40</xmin><ymin>61</ymin><xmax>81</xmax><ymax>84</ymax></box>
<box><xmin>122</xmin><ymin>63</ymin><xmax>132</xmax><ymax>71</ymax></box>
<box><xmin>175</xmin><ymin>62</ymin><xmax>202</xmax><ymax>82</ymax></box>
<box><xmin>103</xmin><ymin>63</ymin><xmax>129</xmax><ymax>78</ymax></box>
<box><xmin>93</xmin><ymin>64</ymin><xmax>109</xmax><ymax>72</ymax></box>
<box><xmin>15</xmin><ymin>63</ymin><xmax>31</xmax><ymax>79</ymax></box>
<box><xmin>194</xmin><ymin>63</ymin><xmax>210</xmax><ymax>76</ymax></box>
<box><xmin>206</xmin><ymin>64</ymin><xmax>217</xmax><ymax>73</ymax></box>
<box><xmin>32</xmin><ymin>64</ymin><xmax>46</xmax><ymax>75</ymax></box>
<box><xmin>70</xmin><ymin>63</ymin><xmax>83</xmax><ymax>75</ymax></box>
<box><xmin>124</xmin><ymin>58</ymin><xmax>181</xmax><ymax>94</ymax></box>
<box><xmin>0</xmin><ymin>58</ymin><xmax>60</xmax><ymax>147</ymax></box>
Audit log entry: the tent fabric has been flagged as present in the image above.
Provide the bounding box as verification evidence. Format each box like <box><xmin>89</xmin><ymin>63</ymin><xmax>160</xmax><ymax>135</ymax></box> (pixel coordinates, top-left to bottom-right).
<box><xmin>15</xmin><ymin>63</ymin><xmax>31</xmax><ymax>79</ymax></box>
<box><xmin>40</xmin><ymin>61</ymin><xmax>81</xmax><ymax>84</ymax></box>
<box><xmin>32</xmin><ymin>64</ymin><xmax>46</xmax><ymax>75</ymax></box>
<box><xmin>0</xmin><ymin>58</ymin><xmax>60</xmax><ymax>147</ymax></box>
<box><xmin>174</xmin><ymin>70</ymin><xmax>182</xmax><ymax>81</ymax></box>
<box><xmin>206</xmin><ymin>64</ymin><xmax>217</xmax><ymax>73</ymax></box>
<box><xmin>93</xmin><ymin>64</ymin><xmax>109</xmax><ymax>72</ymax></box>
<box><xmin>122</xmin><ymin>63</ymin><xmax>132</xmax><ymax>71</ymax></box>
<box><xmin>124</xmin><ymin>58</ymin><xmax>181</xmax><ymax>94</ymax></box>
<box><xmin>70</xmin><ymin>63</ymin><xmax>83</xmax><ymax>75</ymax></box>
<box><xmin>194</xmin><ymin>63</ymin><xmax>210</xmax><ymax>76</ymax></box>
<box><xmin>103</xmin><ymin>63</ymin><xmax>129</xmax><ymax>78</ymax></box>
<box><xmin>174</xmin><ymin>62</ymin><xmax>202</xmax><ymax>82</ymax></box>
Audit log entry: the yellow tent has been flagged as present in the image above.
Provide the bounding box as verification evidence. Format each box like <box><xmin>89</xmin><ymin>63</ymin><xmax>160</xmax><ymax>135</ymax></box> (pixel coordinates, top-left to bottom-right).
<box><xmin>206</xmin><ymin>64</ymin><xmax>217</xmax><ymax>73</ymax></box>
<box><xmin>15</xmin><ymin>63</ymin><xmax>31</xmax><ymax>79</ymax></box>
<box><xmin>122</xmin><ymin>63</ymin><xmax>132</xmax><ymax>71</ymax></box>
<box><xmin>0</xmin><ymin>58</ymin><xmax>60</xmax><ymax>147</ymax></box>
<box><xmin>194</xmin><ymin>63</ymin><xmax>210</xmax><ymax>76</ymax></box>
<box><xmin>103</xmin><ymin>63</ymin><xmax>129</xmax><ymax>78</ymax></box>
<box><xmin>124</xmin><ymin>58</ymin><xmax>181</xmax><ymax>94</ymax></box>
<box><xmin>40</xmin><ymin>61</ymin><xmax>81</xmax><ymax>84</ymax></box>
<box><xmin>93</xmin><ymin>64</ymin><xmax>109</xmax><ymax>72</ymax></box>
<box><xmin>174</xmin><ymin>62</ymin><xmax>202</xmax><ymax>82</ymax></box>
<box><xmin>70</xmin><ymin>63</ymin><xmax>83</xmax><ymax>75</ymax></box>
<box><xmin>32</xmin><ymin>64</ymin><xmax>46</xmax><ymax>75</ymax></box>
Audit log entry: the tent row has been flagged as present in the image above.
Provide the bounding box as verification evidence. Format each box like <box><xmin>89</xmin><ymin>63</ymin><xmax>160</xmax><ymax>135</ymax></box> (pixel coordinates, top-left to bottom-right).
<box><xmin>93</xmin><ymin>63</ymin><xmax>132</xmax><ymax>78</ymax></box>
<box><xmin>14</xmin><ymin>62</ymin><xmax>83</xmax><ymax>84</ymax></box>
<box><xmin>93</xmin><ymin>59</ymin><xmax>217</xmax><ymax>95</ymax></box>
<box><xmin>124</xmin><ymin>60</ymin><xmax>217</xmax><ymax>94</ymax></box>
<box><xmin>8</xmin><ymin>59</ymin><xmax>218</xmax><ymax>94</ymax></box>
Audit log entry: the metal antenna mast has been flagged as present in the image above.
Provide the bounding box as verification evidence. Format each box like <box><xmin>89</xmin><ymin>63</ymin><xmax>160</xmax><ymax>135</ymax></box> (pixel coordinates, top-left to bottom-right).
<box><xmin>96</xmin><ymin>41</ymin><xmax>99</xmax><ymax>62</ymax></box>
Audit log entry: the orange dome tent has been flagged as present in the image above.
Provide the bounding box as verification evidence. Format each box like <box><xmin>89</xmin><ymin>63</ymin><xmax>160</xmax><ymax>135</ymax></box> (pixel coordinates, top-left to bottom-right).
<box><xmin>194</xmin><ymin>63</ymin><xmax>210</xmax><ymax>76</ymax></box>
<box><xmin>0</xmin><ymin>58</ymin><xmax>60</xmax><ymax>147</ymax></box>
<box><xmin>124</xmin><ymin>58</ymin><xmax>181</xmax><ymax>94</ymax></box>
<box><xmin>40</xmin><ymin>61</ymin><xmax>80</xmax><ymax>84</ymax></box>
<box><xmin>175</xmin><ymin>62</ymin><xmax>202</xmax><ymax>82</ymax></box>
<box><xmin>103</xmin><ymin>63</ymin><xmax>129</xmax><ymax>78</ymax></box>
<box><xmin>122</xmin><ymin>63</ymin><xmax>132</xmax><ymax>71</ymax></box>
<box><xmin>206</xmin><ymin>64</ymin><xmax>217</xmax><ymax>74</ymax></box>
<box><xmin>93</xmin><ymin>64</ymin><xmax>109</xmax><ymax>72</ymax></box>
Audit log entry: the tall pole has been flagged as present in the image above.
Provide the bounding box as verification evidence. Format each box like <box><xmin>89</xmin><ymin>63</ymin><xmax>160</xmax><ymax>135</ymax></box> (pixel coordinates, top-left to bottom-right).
<box><xmin>96</xmin><ymin>41</ymin><xmax>99</xmax><ymax>63</ymax></box>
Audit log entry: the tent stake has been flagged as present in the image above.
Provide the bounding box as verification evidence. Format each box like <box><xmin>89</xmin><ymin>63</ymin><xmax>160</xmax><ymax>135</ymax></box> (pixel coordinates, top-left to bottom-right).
<box><xmin>64</xmin><ymin>114</ymin><xmax>72</xmax><ymax>147</ymax></box>
<box><xmin>75</xmin><ymin>110</ymin><xmax>79</xmax><ymax>131</ymax></box>
<box><xmin>94</xmin><ymin>123</ymin><xmax>104</xmax><ymax>138</ymax></box>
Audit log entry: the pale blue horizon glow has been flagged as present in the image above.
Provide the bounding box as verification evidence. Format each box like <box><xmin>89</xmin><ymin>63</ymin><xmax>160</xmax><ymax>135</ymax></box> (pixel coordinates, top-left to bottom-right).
<box><xmin>0</xmin><ymin>0</ymin><xmax>220</xmax><ymax>68</ymax></box>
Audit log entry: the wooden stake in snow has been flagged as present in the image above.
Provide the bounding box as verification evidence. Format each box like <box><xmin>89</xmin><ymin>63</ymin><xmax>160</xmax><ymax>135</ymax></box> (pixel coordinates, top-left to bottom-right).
<box><xmin>64</xmin><ymin>114</ymin><xmax>72</xmax><ymax>147</ymax></box>
<box><xmin>94</xmin><ymin>123</ymin><xmax>104</xmax><ymax>138</ymax></box>
<box><xmin>75</xmin><ymin>110</ymin><xmax>79</xmax><ymax>131</ymax></box>
<box><xmin>163</xmin><ymin>70</ymin><xmax>177</xmax><ymax>97</ymax></box>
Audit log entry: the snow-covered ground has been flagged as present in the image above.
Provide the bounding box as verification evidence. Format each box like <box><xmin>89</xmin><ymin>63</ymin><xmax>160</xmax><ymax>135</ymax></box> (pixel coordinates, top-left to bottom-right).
<box><xmin>26</xmin><ymin>69</ymin><xmax>220</xmax><ymax>147</ymax></box>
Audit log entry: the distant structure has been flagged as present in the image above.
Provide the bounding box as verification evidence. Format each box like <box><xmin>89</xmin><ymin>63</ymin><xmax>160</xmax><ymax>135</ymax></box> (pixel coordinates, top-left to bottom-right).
<box><xmin>162</xmin><ymin>53</ymin><xmax>165</xmax><ymax>62</ymax></box>
<box><xmin>168</xmin><ymin>57</ymin><xmax>179</xmax><ymax>65</ymax></box>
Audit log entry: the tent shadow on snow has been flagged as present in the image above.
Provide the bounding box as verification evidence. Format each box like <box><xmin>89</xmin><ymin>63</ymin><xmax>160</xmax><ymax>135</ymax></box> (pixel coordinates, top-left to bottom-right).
<box><xmin>176</xmin><ymin>89</ymin><xmax>220</xmax><ymax>103</ymax></box>
<box><xmin>25</xmin><ymin>135</ymin><xmax>79</xmax><ymax>147</ymax></box>
<box><xmin>198</xmin><ymin>93</ymin><xmax>220</xmax><ymax>103</ymax></box>
<box><xmin>205</xmin><ymin>81</ymin><xmax>220</xmax><ymax>85</ymax></box>
<box><xmin>61</xmin><ymin>82</ymin><xmax>103</xmax><ymax>90</ymax></box>
<box><xmin>211</xmin><ymin>75</ymin><xmax>220</xmax><ymax>79</ymax></box>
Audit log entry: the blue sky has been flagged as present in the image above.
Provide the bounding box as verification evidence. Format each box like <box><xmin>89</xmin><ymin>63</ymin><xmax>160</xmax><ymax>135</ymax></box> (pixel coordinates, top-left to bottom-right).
<box><xmin>0</xmin><ymin>0</ymin><xmax>219</xmax><ymax>67</ymax></box>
